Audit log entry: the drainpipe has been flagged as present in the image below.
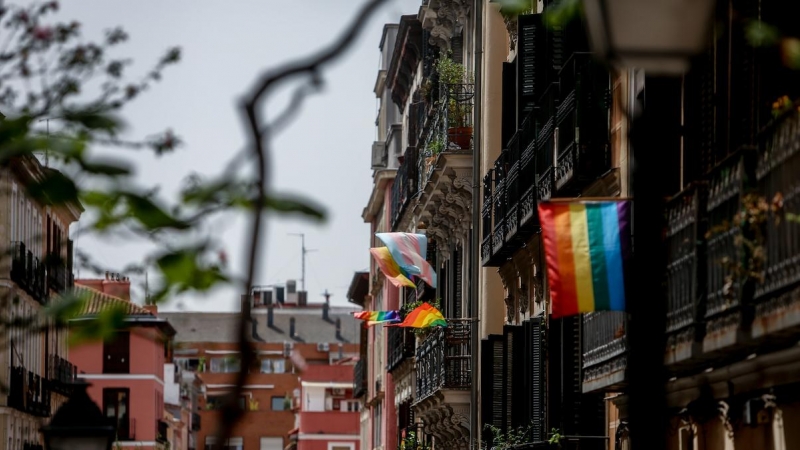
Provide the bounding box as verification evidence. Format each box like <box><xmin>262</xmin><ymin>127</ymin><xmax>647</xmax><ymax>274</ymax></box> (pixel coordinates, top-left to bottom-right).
<box><xmin>470</xmin><ymin>0</ymin><xmax>484</xmax><ymax>447</ymax></box>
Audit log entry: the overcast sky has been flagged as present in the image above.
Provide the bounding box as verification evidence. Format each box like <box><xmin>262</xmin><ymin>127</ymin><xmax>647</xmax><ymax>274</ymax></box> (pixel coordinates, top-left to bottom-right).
<box><xmin>58</xmin><ymin>0</ymin><xmax>422</xmax><ymax>311</ymax></box>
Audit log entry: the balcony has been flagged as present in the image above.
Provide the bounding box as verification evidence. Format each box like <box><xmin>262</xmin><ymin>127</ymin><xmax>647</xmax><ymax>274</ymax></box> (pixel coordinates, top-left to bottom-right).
<box><xmin>46</xmin><ymin>257</ymin><xmax>73</xmax><ymax>294</ymax></box>
<box><xmin>10</xmin><ymin>242</ymin><xmax>47</xmax><ymax>303</ymax></box>
<box><xmin>157</xmin><ymin>419</ymin><xmax>169</xmax><ymax>444</ymax></box>
<box><xmin>8</xmin><ymin>366</ymin><xmax>51</xmax><ymax>417</ymax></box>
<box><xmin>48</xmin><ymin>354</ymin><xmax>77</xmax><ymax>396</ymax></box>
<box><xmin>387</xmin><ymin>327</ymin><xmax>415</xmax><ymax>373</ymax></box>
<box><xmin>353</xmin><ymin>359</ymin><xmax>366</xmax><ymax>398</ymax></box>
<box><xmin>581</xmin><ymin>312</ymin><xmax>626</xmax><ymax>393</ymax></box>
<box><xmin>392</xmin><ymin>146</ymin><xmax>419</xmax><ymax>231</ymax></box>
<box><xmin>482</xmin><ymin>53</ymin><xmax>610</xmax><ymax>268</ymax></box>
<box><xmin>414</xmin><ymin>319</ymin><xmax>472</xmax><ymax>402</ymax></box>
<box><xmin>665</xmin><ymin>184</ymin><xmax>708</xmax><ymax>368</ymax></box>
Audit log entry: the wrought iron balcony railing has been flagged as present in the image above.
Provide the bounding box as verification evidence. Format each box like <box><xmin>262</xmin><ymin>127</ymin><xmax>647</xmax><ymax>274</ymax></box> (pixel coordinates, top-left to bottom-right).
<box><xmin>414</xmin><ymin>319</ymin><xmax>472</xmax><ymax>403</ymax></box>
<box><xmin>48</xmin><ymin>354</ymin><xmax>77</xmax><ymax>396</ymax></box>
<box><xmin>46</xmin><ymin>255</ymin><xmax>73</xmax><ymax>294</ymax></box>
<box><xmin>10</xmin><ymin>242</ymin><xmax>47</xmax><ymax>303</ymax></box>
<box><xmin>353</xmin><ymin>359</ymin><xmax>367</xmax><ymax>398</ymax></box>
<box><xmin>665</xmin><ymin>184</ymin><xmax>708</xmax><ymax>367</ymax></box>
<box><xmin>387</xmin><ymin>327</ymin><xmax>415</xmax><ymax>372</ymax></box>
<box><xmin>8</xmin><ymin>366</ymin><xmax>51</xmax><ymax>417</ymax></box>
<box><xmin>581</xmin><ymin>312</ymin><xmax>626</xmax><ymax>393</ymax></box>
<box><xmin>417</xmin><ymin>83</ymin><xmax>474</xmax><ymax>188</ymax></box>
<box><xmin>157</xmin><ymin>419</ymin><xmax>169</xmax><ymax>444</ymax></box>
<box><xmin>392</xmin><ymin>146</ymin><xmax>418</xmax><ymax>230</ymax></box>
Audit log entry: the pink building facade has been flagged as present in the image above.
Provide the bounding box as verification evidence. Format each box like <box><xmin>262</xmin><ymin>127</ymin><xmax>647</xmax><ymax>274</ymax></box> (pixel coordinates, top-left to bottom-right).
<box><xmin>69</xmin><ymin>277</ymin><xmax>176</xmax><ymax>449</ymax></box>
<box><xmin>294</xmin><ymin>365</ymin><xmax>360</xmax><ymax>450</ymax></box>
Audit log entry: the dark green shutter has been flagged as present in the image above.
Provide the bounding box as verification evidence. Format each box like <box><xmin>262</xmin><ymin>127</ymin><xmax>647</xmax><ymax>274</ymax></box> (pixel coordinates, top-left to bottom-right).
<box><xmin>517</xmin><ymin>14</ymin><xmax>547</xmax><ymax>127</ymax></box>
<box><xmin>454</xmin><ymin>248</ymin><xmax>463</xmax><ymax>318</ymax></box>
<box><xmin>502</xmin><ymin>60</ymin><xmax>517</xmax><ymax>148</ymax></box>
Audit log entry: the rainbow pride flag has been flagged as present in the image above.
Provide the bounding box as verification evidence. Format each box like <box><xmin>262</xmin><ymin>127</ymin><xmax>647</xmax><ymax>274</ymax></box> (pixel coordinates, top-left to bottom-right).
<box><xmin>389</xmin><ymin>302</ymin><xmax>447</xmax><ymax>328</ymax></box>
<box><xmin>352</xmin><ymin>310</ymin><xmax>401</xmax><ymax>326</ymax></box>
<box><xmin>538</xmin><ymin>200</ymin><xmax>631</xmax><ymax>319</ymax></box>
<box><xmin>369</xmin><ymin>247</ymin><xmax>415</xmax><ymax>288</ymax></box>
<box><xmin>375</xmin><ymin>233</ymin><xmax>436</xmax><ymax>287</ymax></box>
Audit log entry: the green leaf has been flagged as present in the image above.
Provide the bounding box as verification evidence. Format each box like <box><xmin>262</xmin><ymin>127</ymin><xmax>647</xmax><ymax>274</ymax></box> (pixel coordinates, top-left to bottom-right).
<box><xmin>61</xmin><ymin>110</ymin><xmax>123</xmax><ymax>133</ymax></box>
<box><xmin>79</xmin><ymin>159</ymin><xmax>132</xmax><ymax>176</ymax></box>
<box><xmin>69</xmin><ymin>303</ymin><xmax>130</xmax><ymax>346</ymax></box>
<box><xmin>123</xmin><ymin>192</ymin><xmax>191</xmax><ymax>230</ymax></box>
<box><xmin>155</xmin><ymin>247</ymin><xmax>229</xmax><ymax>297</ymax></box>
<box><xmin>746</xmin><ymin>20</ymin><xmax>780</xmax><ymax>47</ymax></box>
<box><xmin>26</xmin><ymin>170</ymin><xmax>79</xmax><ymax>205</ymax></box>
<box><xmin>266</xmin><ymin>193</ymin><xmax>326</xmax><ymax>221</ymax></box>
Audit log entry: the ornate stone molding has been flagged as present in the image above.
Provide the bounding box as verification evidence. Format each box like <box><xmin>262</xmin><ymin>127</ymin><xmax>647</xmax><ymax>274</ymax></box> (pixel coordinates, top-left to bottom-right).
<box><xmin>424</xmin><ymin>0</ymin><xmax>471</xmax><ymax>50</ymax></box>
<box><xmin>498</xmin><ymin>263</ymin><xmax>518</xmax><ymax>323</ymax></box>
<box><xmin>503</xmin><ymin>15</ymin><xmax>519</xmax><ymax>51</ymax></box>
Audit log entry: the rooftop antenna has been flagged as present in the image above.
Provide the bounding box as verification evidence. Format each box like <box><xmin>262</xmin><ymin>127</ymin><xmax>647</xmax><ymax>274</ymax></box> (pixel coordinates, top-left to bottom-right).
<box><xmin>145</xmin><ymin>271</ymin><xmax>150</xmax><ymax>305</ymax></box>
<box><xmin>288</xmin><ymin>233</ymin><xmax>317</xmax><ymax>292</ymax></box>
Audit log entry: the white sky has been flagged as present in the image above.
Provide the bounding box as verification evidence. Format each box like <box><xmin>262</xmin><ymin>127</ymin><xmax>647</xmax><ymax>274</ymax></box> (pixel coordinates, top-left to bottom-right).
<box><xmin>58</xmin><ymin>0</ymin><xmax>422</xmax><ymax>311</ymax></box>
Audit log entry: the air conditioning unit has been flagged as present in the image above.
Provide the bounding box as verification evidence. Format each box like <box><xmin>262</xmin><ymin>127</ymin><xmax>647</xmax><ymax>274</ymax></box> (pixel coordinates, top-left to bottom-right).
<box><xmin>317</xmin><ymin>343</ymin><xmax>330</xmax><ymax>352</ymax></box>
<box><xmin>283</xmin><ymin>342</ymin><xmax>293</xmax><ymax>357</ymax></box>
<box><xmin>371</xmin><ymin>141</ymin><xmax>387</xmax><ymax>169</ymax></box>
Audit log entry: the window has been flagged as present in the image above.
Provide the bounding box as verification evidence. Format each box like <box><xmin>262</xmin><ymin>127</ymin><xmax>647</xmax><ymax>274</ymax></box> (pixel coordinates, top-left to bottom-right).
<box><xmin>207</xmin><ymin>395</ymin><xmax>245</xmax><ymax>411</ymax></box>
<box><xmin>260</xmin><ymin>358</ymin><xmax>286</xmax><ymax>374</ymax></box>
<box><xmin>210</xmin><ymin>357</ymin><xmax>240</xmax><ymax>373</ymax></box>
<box><xmin>343</xmin><ymin>401</ymin><xmax>360</xmax><ymax>412</ymax></box>
<box><xmin>372</xmin><ymin>401</ymin><xmax>383</xmax><ymax>448</ymax></box>
<box><xmin>271</xmin><ymin>396</ymin><xmax>288</xmax><ymax>411</ymax></box>
<box><xmin>205</xmin><ymin>437</ymin><xmax>243</xmax><ymax>450</ymax></box>
<box><xmin>103</xmin><ymin>388</ymin><xmax>130</xmax><ymax>440</ymax></box>
<box><xmin>260</xmin><ymin>437</ymin><xmax>283</xmax><ymax>450</ymax></box>
<box><xmin>103</xmin><ymin>331</ymin><xmax>130</xmax><ymax>374</ymax></box>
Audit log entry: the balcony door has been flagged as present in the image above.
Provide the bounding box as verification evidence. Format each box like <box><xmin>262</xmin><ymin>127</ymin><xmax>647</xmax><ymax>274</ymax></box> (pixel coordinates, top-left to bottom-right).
<box><xmin>103</xmin><ymin>388</ymin><xmax>130</xmax><ymax>440</ymax></box>
<box><xmin>103</xmin><ymin>331</ymin><xmax>130</xmax><ymax>374</ymax></box>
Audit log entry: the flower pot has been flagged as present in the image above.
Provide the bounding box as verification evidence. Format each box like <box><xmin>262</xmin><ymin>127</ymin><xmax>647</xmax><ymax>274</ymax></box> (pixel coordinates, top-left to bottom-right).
<box><xmin>448</xmin><ymin>126</ymin><xmax>473</xmax><ymax>149</ymax></box>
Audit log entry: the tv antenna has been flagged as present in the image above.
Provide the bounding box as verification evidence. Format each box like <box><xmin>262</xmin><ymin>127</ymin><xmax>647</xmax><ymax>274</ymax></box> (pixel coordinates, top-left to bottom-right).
<box><xmin>288</xmin><ymin>233</ymin><xmax>316</xmax><ymax>291</ymax></box>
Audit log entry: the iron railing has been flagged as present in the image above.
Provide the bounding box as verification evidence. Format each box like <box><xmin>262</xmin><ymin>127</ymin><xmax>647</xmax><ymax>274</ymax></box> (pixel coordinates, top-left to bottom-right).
<box><xmin>387</xmin><ymin>327</ymin><xmax>415</xmax><ymax>372</ymax></box>
<box><xmin>392</xmin><ymin>146</ymin><xmax>418</xmax><ymax>230</ymax></box>
<box><xmin>10</xmin><ymin>242</ymin><xmax>47</xmax><ymax>303</ymax></box>
<box><xmin>581</xmin><ymin>312</ymin><xmax>626</xmax><ymax>393</ymax></box>
<box><xmin>157</xmin><ymin>419</ymin><xmax>169</xmax><ymax>443</ymax></box>
<box><xmin>48</xmin><ymin>354</ymin><xmax>77</xmax><ymax>395</ymax></box>
<box><xmin>417</xmin><ymin>83</ymin><xmax>474</xmax><ymax>188</ymax></box>
<box><xmin>8</xmin><ymin>366</ymin><xmax>51</xmax><ymax>417</ymax></box>
<box><xmin>414</xmin><ymin>319</ymin><xmax>472</xmax><ymax>402</ymax></box>
<box><xmin>353</xmin><ymin>359</ymin><xmax>367</xmax><ymax>398</ymax></box>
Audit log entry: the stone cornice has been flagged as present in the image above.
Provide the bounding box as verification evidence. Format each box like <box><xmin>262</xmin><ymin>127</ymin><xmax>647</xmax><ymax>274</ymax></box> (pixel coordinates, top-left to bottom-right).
<box><xmin>362</xmin><ymin>169</ymin><xmax>397</xmax><ymax>223</ymax></box>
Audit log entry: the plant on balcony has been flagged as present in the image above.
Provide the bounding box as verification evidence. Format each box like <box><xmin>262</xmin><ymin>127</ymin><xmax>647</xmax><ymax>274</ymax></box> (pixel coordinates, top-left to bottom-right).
<box><xmin>401</xmin><ymin>431</ymin><xmax>431</xmax><ymax>450</ymax></box>
<box><xmin>435</xmin><ymin>54</ymin><xmax>473</xmax><ymax>149</ymax></box>
<box><xmin>483</xmin><ymin>422</ymin><xmax>538</xmax><ymax>450</ymax></box>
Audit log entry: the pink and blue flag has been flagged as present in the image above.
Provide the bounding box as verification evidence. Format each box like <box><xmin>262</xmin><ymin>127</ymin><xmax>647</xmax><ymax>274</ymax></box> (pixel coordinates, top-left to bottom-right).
<box><xmin>375</xmin><ymin>233</ymin><xmax>437</xmax><ymax>287</ymax></box>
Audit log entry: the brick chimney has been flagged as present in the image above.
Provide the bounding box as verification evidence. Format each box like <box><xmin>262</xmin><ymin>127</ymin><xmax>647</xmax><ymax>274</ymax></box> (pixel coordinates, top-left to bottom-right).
<box><xmin>143</xmin><ymin>304</ymin><xmax>158</xmax><ymax>315</ymax></box>
<box><xmin>75</xmin><ymin>272</ymin><xmax>131</xmax><ymax>301</ymax></box>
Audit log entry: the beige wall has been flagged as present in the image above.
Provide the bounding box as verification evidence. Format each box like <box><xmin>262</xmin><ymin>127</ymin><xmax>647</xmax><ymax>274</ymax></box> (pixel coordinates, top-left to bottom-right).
<box><xmin>479</xmin><ymin>1</ymin><xmax>508</xmax><ymax>340</ymax></box>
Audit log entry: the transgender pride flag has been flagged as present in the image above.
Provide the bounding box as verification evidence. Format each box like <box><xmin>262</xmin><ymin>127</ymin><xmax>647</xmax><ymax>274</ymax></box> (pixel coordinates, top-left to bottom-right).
<box><xmin>375</xmin><ymin>233</ymin><xmax>437</xmax><ymax>287</ymax></box>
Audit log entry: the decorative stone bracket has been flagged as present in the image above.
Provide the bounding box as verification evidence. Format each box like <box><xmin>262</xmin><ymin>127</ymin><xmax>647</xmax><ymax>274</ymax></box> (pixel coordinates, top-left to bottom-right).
<box><xmin>423</xmin><ymin>0</ymin><xmax>471</xmax><ymax>50</ymax></box>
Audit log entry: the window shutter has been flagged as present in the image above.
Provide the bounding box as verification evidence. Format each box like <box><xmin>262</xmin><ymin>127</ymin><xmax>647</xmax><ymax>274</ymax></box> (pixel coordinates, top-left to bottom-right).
<box><xmin>529</xmin><ymin>317</ymin><xmax>545</xmax><ymax>441</ymax></box>
<box><xmin>503</xmin><ymin>326</ymin><xmax>515</xmax><ymax>431</ymax></box>
<box><xmin>451</xmin><ymin>34</ymin><xmax>464</xmax><ymax>65</ymax></box>
<box><xmin>517</xmin><ymin>14</ymin><xmax>548</xmax><ymax>127</ymax></box>
<box><xmin>491</xmin><ymin>337</ymin><xmax>504</xmax><ymax>429</ymax></box>
<box><xmin>502</xmin><ymin>61</ymin><xmax>517</xmax><ymax>148</ymax></box>
<box><xmin>453</xmin><ymin>248</ymin><xmax>463</xmax><ymax>318</ymax></box>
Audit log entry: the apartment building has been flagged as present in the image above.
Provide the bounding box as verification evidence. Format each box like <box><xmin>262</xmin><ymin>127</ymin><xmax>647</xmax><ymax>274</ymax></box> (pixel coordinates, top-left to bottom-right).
<box><xmin>69</xmin><ymin>275</ymin><xmax>177</xmax><ymax>450</ymax></box>
<box><xmin>161</xmin><ymin>286</ymin><xmax>360</xmax><ymax>450</ymax></box>
<box><xmin>0</xmin><ymin>154</ymin><xmax>81</xmax><ymax>450</ymax></box>
<box><xmin>358</xmin><ymin>1</ymin><xmax>800</xmax><ymax>450</ymax></box>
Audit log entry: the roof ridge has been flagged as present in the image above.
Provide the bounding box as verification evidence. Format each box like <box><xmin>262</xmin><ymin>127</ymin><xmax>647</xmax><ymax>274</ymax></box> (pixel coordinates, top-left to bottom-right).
<box><xmin>74</xmin><ymin>284</ymin><xmax>153</xmax><ymax>317</ymax></box>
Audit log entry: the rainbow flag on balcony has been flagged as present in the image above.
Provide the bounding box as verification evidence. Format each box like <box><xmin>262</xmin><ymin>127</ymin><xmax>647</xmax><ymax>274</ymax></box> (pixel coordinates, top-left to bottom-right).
<box><xmin>375</xmin><ymin>233</ymin><xmax>436</xmax><ymax>287</ymax></box>
<box><xmin>352</xmin><ymin>310</ymin><xmax>401</xmax><ymax>326</ymax></box>
<box><xmin>388</xmin><ymin>302</ymin><xmax>447</xmax><ymax>328</ymax></box>
<box><xmin>538</xmin><ymin>200</ymin><xmax>631</xmax><ymax>318</ymax></box>
<box><xmin>369</xmin><ymin>247</ymin><xmax>416</xmax><ymax>288</ymax></box>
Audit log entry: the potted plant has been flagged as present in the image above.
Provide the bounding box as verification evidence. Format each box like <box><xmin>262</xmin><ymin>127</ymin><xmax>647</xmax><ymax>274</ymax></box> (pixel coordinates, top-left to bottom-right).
<box><xmin>434</xmin><ymin>54</ymin><xmax>473</xmax><ymax>149</ymax></box>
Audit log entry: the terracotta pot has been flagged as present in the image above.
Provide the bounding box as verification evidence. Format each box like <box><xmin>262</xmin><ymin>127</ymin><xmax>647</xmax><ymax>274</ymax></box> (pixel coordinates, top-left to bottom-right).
<box><xmin>448</xmin><ymin>126</ymin><xmax>473</xmax><ymax>149</ymax></box>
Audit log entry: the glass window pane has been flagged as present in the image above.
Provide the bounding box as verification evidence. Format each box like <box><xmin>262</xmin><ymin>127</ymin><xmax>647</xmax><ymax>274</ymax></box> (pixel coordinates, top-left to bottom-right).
<box><xmin>273</xmin><ymin>359</ymin><xmax>285</xmax><ymax>373</ymax></box>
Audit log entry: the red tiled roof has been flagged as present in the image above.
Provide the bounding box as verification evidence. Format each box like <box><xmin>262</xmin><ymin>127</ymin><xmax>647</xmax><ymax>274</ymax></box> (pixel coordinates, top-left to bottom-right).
<box><xmin>74</xmin><ymin>284</ymin><xmax>154</xmax><ymax>317</ymax></box>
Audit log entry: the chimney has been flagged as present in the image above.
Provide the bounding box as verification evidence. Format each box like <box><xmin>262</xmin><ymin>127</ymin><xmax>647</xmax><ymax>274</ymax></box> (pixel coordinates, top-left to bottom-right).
<box><xmin>143</xmin><ymin>304</ymin><xmax>158</xmax><ymax>315</ymax></box>
<box><xmin>322</xmin><ymin>290</ymin><xmax>331</xmax><ymax>321</ymax></box>
<box><xmin>76</xmin><ymin>271</ymin><xmax>131</xmax><ymax>301</ymax></box>
<box><xmin>276</xmin><ymin>286</ymin><xmax>285</xmax><ymax>304</ymax></box>
<box><xmin>267</xmin><ymin>305</ymin><xmax>274</xmax><ymax>328</ymax></box>
<box><xmin>289</xmin><ymin>317</ymin><xmax>296</xmax><ymax>338</ymax></box>
<box><xmin>335</xmin><ymin>318</ymin><xmax>342</xmax><ymax>340</ymax></box>
<box><xmin>298</xmin><ymin>291</ymin><xmax>307</xmax><ymax>307</ymax></box>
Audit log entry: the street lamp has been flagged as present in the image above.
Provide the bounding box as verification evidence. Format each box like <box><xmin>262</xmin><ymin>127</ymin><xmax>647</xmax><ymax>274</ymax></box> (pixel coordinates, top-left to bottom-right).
<box><xmin>41</xmin><ymin>379</ymin><xmax>116</xmax><ymax>450</ymax></box>
<box><xmin>582</xmin><ymin>0</ymin><xmax>716</xmax><ymax>74</ymax></box>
